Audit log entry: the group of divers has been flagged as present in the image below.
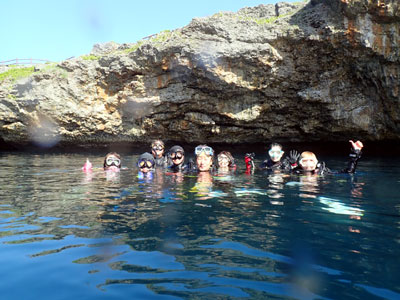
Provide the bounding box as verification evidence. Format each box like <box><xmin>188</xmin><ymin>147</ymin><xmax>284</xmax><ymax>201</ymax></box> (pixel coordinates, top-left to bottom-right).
<box><xmin>82</xmin><ymin>139</ymin><xmax>364</xmax><ymax>177</ymax></box>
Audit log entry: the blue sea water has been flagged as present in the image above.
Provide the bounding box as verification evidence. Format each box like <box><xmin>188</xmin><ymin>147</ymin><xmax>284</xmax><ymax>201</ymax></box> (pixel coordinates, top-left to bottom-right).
<box><xmin>0</xmin><ymin>152</ymin><xmax>399</xmax><ymax>299</ymax></box>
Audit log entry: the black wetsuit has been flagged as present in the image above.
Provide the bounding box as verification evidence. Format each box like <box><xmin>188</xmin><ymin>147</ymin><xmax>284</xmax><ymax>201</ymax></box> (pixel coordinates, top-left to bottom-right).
<box><xmin>292</xmin><ymin>149</ymin><xmax>362</xmax><ymax>175</ymax></box>
<box><xmin>168</xmin><ymin>163</ymin><xmax>190</xmax><ymax>173</ymax></box>
<box><xmin>154</xmin><ymin>156</ymin><xmax>168</xmax><ymax>168</ymax></box>
<box><xmin>259</xmin><ymin>157</ymin><xmax>293</xmax><ymax>172</ymax></box>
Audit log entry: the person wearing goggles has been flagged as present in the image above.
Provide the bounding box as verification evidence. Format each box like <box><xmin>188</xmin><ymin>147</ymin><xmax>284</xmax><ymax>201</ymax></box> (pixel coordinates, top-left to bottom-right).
<box><xmin>103</xmin><ymin>152</ymin><xmax>122</xmax><ymax>171</ymax></box>
<box><xmin>137</xmin><ymin>152</ymin><xmax>155</xmax><ymax>174</ymax></box>
<box><xmin>293</xmin><ymin>140</ymin><xmax>364</xmax><ymax>175</ymax></box>
<box><xmin>298</xmin><ymin>151</ymin><xmax>319</xmax><ymax>172</ymax></box>
<box><xmin>255</xmin><ymin>143</ymin><xmax>299</xmax><ymax>172</ymax></box>
<box><xmin>194</xmin><ymin>145</ymin><xmax>214</xmax><ymax>156</ymax></box>
<box><xmin>167</xmin><ymin>145</ymin><xmax>188</xmax><ymax>172</ymax></box>
<box><xmin>195</xmin><ymin>145</ymin><xmax>215</xmax><ymax>172</ymax></box>
<box><xmin>151</xmin><ymin>139</ymin><xmax>168</xmax><ymax>167</ymax></box>
<box><xmin>217</xmin><ymin>151</ymin><xmax>236</xmax><ymax>172</ymax></box>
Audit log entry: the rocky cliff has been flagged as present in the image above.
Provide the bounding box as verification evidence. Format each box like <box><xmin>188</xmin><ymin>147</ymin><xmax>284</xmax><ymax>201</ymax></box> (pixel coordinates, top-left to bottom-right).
<box><xmin>1</xmin><ymin>0</ymin><xmax>399</xmax><ymax>148</ymax></box>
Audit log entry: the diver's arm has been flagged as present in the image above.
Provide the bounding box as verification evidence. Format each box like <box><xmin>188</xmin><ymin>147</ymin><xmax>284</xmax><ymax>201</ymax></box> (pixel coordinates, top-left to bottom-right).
<box><xmin>341</xmin><ymin>149</ymin><xmax>362</xmax><ymax>173</ymax></box>
<box><xmin>245</xmin><ymin>153</ymin><xmax>255</xmax><ymax>174</ymax></box>
<box><xmin>187</xmin><ymin>158</ymin><xmax>197</xmax><ymax>172</ymax></box>
<box><xmin>259</xmin><ymin>160</ymin><xmax>268</xmax><ymax>170</ymax></box>
<box><xmin>341</xmin><ymin>140</ymin><xmax>363</xmax><ymax>174</ymax></box>
<box><xmin>259</xmin><ymin>163</ymin><xmax>265</xmax><ymax>169</ymax></box>
<box><xmin>280</xmin><ymin>158</ymin><xmax>291</xmax><ymax>171</ymax></box>
<box><xmin>318</xmin><ymin>161</ymin><xmax>332</xmax><ymax>175</ymax></box>
<box><xmin>282</xmin><ymin>150</ymin><xmax>300</xmax><ymax>171</ymax></box>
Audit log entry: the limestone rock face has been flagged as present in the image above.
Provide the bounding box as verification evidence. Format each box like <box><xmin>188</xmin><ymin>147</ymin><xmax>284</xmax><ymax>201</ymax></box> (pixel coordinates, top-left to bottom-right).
<box><xmin>1</xmin><ymin>0</ymin><xmax>399</xmax><ymax>148</ymax></box>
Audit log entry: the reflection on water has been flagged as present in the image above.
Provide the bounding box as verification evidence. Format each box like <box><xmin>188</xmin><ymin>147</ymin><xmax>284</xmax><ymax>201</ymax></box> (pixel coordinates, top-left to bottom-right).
<box><xmin>266</xmin><ymin>172</ymin><xmax>286</xmax><ymax>204</ymax></box>
<box><xmin>0</xmin><ymin>152</ymin><xmax>399</xmax><ymax>299</ymax></box>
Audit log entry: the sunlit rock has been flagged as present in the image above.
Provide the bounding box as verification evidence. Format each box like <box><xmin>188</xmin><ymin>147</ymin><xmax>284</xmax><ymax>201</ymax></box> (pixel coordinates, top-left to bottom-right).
<box><xmin>0</xmin><ymin>0</ymin><xmax>400</xmax><ymax>148</ymax></box>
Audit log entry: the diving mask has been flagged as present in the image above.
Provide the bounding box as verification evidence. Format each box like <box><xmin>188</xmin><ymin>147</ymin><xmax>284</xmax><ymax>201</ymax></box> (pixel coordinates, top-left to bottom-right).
<box><xmin>299</xmin><ymin>157</ymin><xmax>318</xmax><ymax>166</ymax></box>
<box><xmin>106</xmin><ymin>156</ymin><xmax>121</xmax><ymax>167</ymax></box>
<box><xmin>138</xmin><ymin>159</ymin><xmax>154</xmax><ymax>169</ymax></box>
<box><xmin>195</xmin><ymin>146</ymin><xmax>214</xmax><ymax>156</ymax></box>
<box><xmin>268</xmin><ymin>149</ymin><xmax>283</xmax><ymax>158</ymax></box>
<box><xmin>217</xmin><ymin>155</ymin><xmax>229</xmax><ymax>162</ymax></box>
<box><xmin>152</xmin><ymin>145</ymin><xmax>164</xmax><ymax>151</ymax></box>
<box><xmin>170</xmin><ymin>152</ymin><xmax>184</xmax><ymax>160</ymax></box>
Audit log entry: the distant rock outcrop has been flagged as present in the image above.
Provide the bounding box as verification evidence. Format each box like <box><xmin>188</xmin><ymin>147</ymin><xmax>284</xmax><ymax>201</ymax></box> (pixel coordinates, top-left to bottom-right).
<box><xmin>1</xmin><ymin>0</ymin><xmax>399</xmax><ymax>148</ymax></box>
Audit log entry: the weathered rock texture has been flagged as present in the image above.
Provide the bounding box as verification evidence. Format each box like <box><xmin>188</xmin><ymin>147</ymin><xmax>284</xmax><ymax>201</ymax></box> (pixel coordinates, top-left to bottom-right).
<box><xmin>1</xmin><ymin>0</ymin><xmax>399</xmax><ymax>148</ymax></box>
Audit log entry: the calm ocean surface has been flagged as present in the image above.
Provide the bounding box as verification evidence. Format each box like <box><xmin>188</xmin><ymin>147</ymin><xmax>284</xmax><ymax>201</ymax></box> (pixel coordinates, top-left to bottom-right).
<box><xmin>0</xmin><ymin>152</ymin><xmax>399</xmax><ymax>299</ymax></box>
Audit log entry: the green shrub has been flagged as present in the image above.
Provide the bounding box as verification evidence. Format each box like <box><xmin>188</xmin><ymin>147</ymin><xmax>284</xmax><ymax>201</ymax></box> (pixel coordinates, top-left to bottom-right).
<box><xmin>150</xmin><ymin>30</ymin><xmax>172</xmax><ymax>44</ymax></box>
<box><xmin>123</xmin><ymin>40</ymin><xmax>144</xmax><ymax>54</ymax></box>
<box><xmin>0</xmin><ymin>66</ymin><xmax>35</xmax><ymax>83</ymax></box>
<box><xmin>212</xmin><ymin>12</ymin><xmax>224</xmax><ymax>18</ymax></box>
<box><xmin>81</xmin><ymin>55</ymin><xmax>100</xmax><ymax>60</ymax></box>
<box><xmin>255</xmin><ymin>16</ymin><xmax>280</xmax><ymax>25</ymax></box>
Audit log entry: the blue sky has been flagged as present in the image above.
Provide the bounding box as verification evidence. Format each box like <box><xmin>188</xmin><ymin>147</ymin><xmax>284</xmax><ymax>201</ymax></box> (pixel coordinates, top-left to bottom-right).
<box><xmin>1</xmin><ymin>0</ymin><xmax>298</xmax><ymax>63</ymax></box>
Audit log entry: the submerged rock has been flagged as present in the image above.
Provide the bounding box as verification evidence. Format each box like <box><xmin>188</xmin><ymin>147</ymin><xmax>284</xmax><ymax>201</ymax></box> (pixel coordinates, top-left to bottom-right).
<box><xmin>1</xmin><ymin>0</ymin><xmax>400</xmax><ymax>148</ymax></box>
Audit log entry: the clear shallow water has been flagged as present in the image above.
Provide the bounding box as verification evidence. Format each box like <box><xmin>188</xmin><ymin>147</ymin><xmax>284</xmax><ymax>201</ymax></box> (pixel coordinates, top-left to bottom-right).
<box><xmin>0</xmin><ymin>152</ymin><xmax>399</xmax><ymax>300</ymax></box>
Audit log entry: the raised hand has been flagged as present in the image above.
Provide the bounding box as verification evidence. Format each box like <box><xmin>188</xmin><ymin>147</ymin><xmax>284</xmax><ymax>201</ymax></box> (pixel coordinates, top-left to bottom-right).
<box><xmin>245</xmin><ymin>153</ymin><xmax>255</xmax><ymax>160</ymax></box>
<box><xmin>349</xmin><ymin>140</ymin><xmax>364</xmax><ymax>151</ymax></box>
<box><xmin>82</xmin><ymin>158</ymin><xmax>93</xmax><ymax>172</ymax></box>
<box><xmin>288</xmin><ymin>150</ymin><xmax>300</xmax><ymax>165</ymax></box>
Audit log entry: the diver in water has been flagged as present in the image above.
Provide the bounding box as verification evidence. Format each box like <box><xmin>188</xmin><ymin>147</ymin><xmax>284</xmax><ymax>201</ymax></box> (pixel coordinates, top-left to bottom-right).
<box><xmin>151</xmin><ymin>140</ymin><xmax>168</xmax><ymax>167</ymax></box>
<box><xmin>293</xmin><ymin>140</ymin><xmax>364</xmax><ymax>175</ymax></box>
<box><xmin>191</xmin><ymin>145</ymin><xmax>216</xmax><ymax>173</ymax></box>
<box><xmin>244</xmin><ymin>143</ymin><xmax>298</xmax><ymax>173</ymax></box>
<box><xmin>188</xmin><ymin>145</ymin><xmax>216</xmax><ymax>199</ymax></box>
<box><xmin>103</xmin><ymin>152</ymin><xmax>122</xmax><ymax>171</ymax></box>
<box><xmin>81</xmin><ymin>152</ymin><xmax>122</xmax><ymax>174</ymax></box>
<box><xmin>245</xmin><ymin>152</ymin><xmax>256</xmax><ymax>174</ymax></box>
<box><xmin>137</xmin><ymin>152</ymin><xmax>155</xmax><ymax>173</ymax></box>
<box><xmin>217</xmin><ymin>151</ymin><xmax>236</xmax><ymax>173</ymax></box>
<box><xmin>167</xmin><ymin>145</ymin><xmax>189</xmax><ymax>172</ymax></box>
<box><xmin>259</xmin><ymin>143</ymin><xmax>299</xmax><ymax>171</ymax></box>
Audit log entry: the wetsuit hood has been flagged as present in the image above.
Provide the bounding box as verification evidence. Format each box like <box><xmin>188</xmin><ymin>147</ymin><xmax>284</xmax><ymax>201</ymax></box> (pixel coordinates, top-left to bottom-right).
<box><xmin>169</xmin><ymin>145</ymin><xmax>184</xmax><ymax>154</ymax></box>
<box><xmin>138</xmin><ymin>152</ymin><xmax>155</xmax><ymax>165</ymax></box>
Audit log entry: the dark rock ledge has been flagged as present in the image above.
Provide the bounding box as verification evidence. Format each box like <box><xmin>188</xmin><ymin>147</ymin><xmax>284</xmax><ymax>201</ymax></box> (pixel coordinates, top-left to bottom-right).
<box><xmin>1</xmin><ymin>0</ymin><xmax>399</xmax><ymax>149</ymax></box>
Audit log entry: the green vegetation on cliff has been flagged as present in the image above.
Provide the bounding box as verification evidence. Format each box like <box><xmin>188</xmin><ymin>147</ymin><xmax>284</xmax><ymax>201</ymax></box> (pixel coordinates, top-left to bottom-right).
<box><xmin>0</xmin><ymin>66</ymin><xmax>35</xmax><ymax>83</ymax></box>
<box><xmin>81</xmin><ymin>55</ymin><xmax>100</xmax><ymax>61</ymax></box>
<box><xmin>122</xmin><ymin>30</ymin><xmax>182</xmax><ymax>54</ymax></box>
<box><xmin>39</xmin><ymin>63</ymin><xmax>68</xmax><ymax>79</ymax></box>
<box><xmin>123</xmin><ymin>40</ymin><xmax>144</xmax><ymax>54</ymax></box>
<box><xmin>150</xmin><ymin>30</ymin><xmax>172</xmax><ymax>43</ymax></box>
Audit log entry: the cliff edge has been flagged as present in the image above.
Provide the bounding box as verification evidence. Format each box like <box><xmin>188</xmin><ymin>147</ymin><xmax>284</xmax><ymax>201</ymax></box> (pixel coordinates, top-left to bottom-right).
<box><xmin>1</xmin><ymin>0</ymin><xmax>399</xmax><ymax>148</ymax></box>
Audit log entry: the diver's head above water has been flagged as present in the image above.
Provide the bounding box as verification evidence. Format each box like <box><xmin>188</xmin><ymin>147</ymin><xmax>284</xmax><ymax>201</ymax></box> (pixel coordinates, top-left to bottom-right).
<box><xmin>168</xmin><ymin>145</ymin><xmax>185</xmax><ymax>166</ymax></box>
<box><xmin>195</xmin><ymin>145</ymin><xmax>214</xmax><ymax>172</ymax></box>
<box><xmin>268</xmin><ymin>143</ymin><xmax>284</xmax><ymax>163</ymax></box>
<box><xmin>299</xmin><ymin>151</ymin><xmax>318</xmax><ymax>172</ymax></box>
<box><xmin>104</xmin><ymin>152</ymin><xmax>121</xmax><ymax>171</ymax></box>
<box><xmin>137</xmin><ymin>152</ymin><xmax>155</xmax><ymax>173</ymax></box>
<box><xmin>151</xmin><ymin>140</ymin><xmax>165</xmax><ymax>159</ymax></box>
<box><xmin>217</xmin><ymin>151</ymin><xmax>235</xmax><ymax>169</ymax></box>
